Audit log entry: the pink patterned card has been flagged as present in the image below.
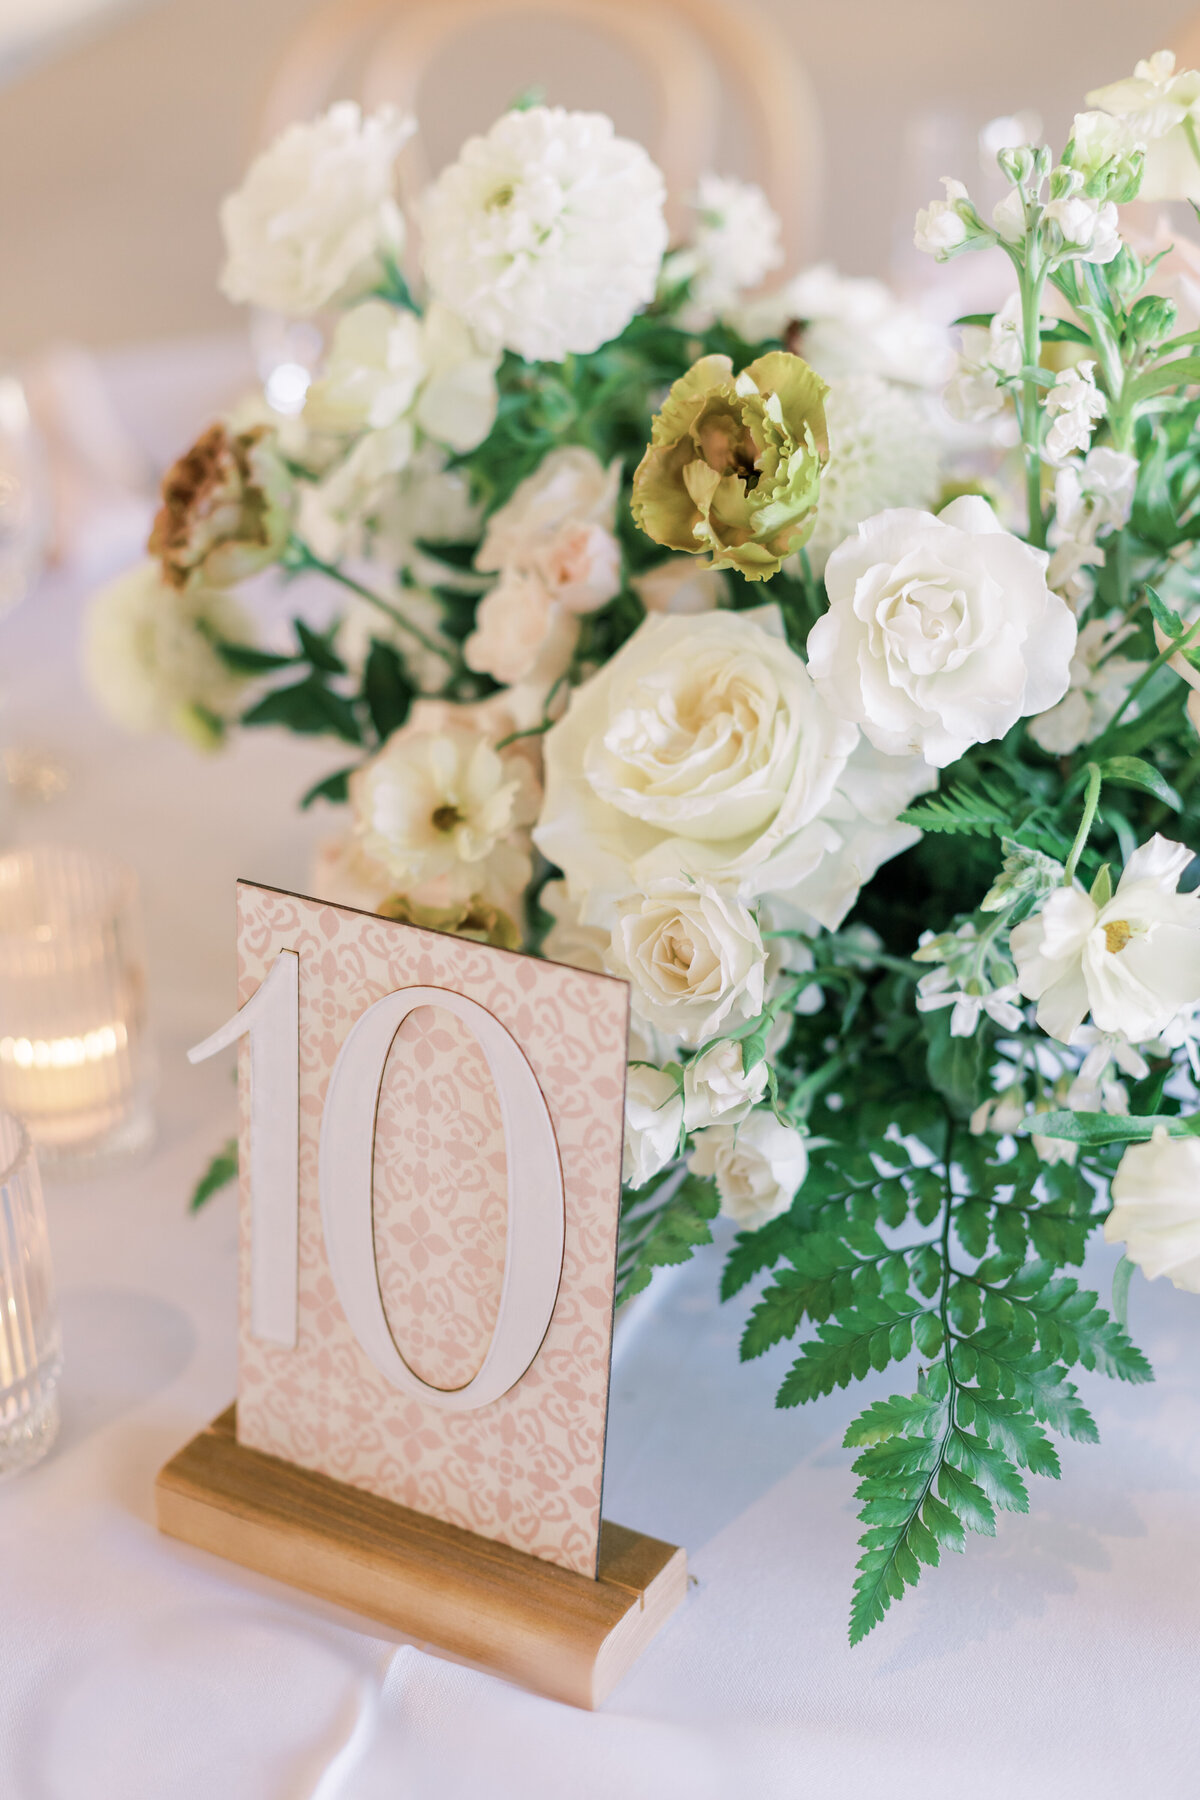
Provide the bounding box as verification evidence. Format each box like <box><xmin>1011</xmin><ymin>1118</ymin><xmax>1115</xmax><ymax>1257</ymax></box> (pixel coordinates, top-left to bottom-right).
<box><xmin>232</xmin><ymin>880</ymin><xmax>630</xmax><ymax>1578</ymax></box>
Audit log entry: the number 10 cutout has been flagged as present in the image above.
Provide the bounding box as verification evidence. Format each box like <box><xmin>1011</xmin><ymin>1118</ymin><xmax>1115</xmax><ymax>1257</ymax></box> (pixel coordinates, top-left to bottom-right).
<box><xmin>191</xmin><ymin>882</ymin><xmax>629</xmax><ymax>1577</ymax></box>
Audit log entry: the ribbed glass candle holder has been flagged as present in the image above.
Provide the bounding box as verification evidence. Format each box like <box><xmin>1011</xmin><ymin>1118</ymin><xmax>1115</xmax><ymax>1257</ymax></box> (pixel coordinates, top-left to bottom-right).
<box><xmin>0</xmin><ymin>1111</ymin><xmax>60</xmax><ymax>1477</ymax></box>
<box><xmin>0</xmin><ymin>846</ymin><xmax>155</xmax><ymax>1173</ymax></box>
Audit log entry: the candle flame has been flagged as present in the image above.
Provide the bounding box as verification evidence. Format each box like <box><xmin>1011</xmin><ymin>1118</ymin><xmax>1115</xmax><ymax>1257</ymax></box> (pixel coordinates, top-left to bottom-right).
<box><xmin>0</xmin><ymin>1022</ymin><xmax>129</xmax><ymax>1070</ymax></box>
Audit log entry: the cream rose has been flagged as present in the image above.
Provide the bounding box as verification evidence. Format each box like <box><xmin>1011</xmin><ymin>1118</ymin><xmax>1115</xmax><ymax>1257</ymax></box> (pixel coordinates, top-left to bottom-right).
<box><xmin>476</xmin><ymin>446</ymin><xmax>620</xmax><ymax>572</ymax></box>
<box><xmin>219</xmin><ymin>104</ymin><xmax>414</xmax><ymax>317</ymax></box>
<box><xmin>682</xmin><ymin>1040</ymin><xmax>769</xmax><ymax>1132</ymax></box>
<box><xmin>632</xmin><ymin>559</ymin><xmax>724</xmax><ymax>615</ymax></box>
<box><xmin>606</xmin><ymin>877</ymin><xmax>766</xmax><ymax>1047</ymax></box>
<box><xmin>809</xmin><ymin>496</ymin><xmax>1076</xmax><ymax>768</ymax></box>
<box><xmin>1105</xmin><ymin>1127</ymin><xmax>1200</xmax><ymax>1292</ymax></box>
<box><xmin>623</xmin><ymin>1065</ymin><xmax>684</xmax><ymax>1189</ymax></box>
<box><xmin>535</xmin><ymin>608</ymin><xmax>859</xmax><ymax>921</ymax></box>
<box><xmin>689</xmin><ymin>1111</ymin><xmax>809</xmax><ymax>1228</ymax></box>
<box><xmin>464</xmin><ymin>568</ymin><xmax>580</xmax><ymax>688</ymax></box>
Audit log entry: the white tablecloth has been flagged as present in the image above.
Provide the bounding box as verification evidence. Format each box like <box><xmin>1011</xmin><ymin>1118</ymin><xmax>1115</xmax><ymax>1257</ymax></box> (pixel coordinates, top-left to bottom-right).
<box><xmin>1</xmin><ymin>340</ymin><xmax>1198</xmax><ymax>1800</ymax></box>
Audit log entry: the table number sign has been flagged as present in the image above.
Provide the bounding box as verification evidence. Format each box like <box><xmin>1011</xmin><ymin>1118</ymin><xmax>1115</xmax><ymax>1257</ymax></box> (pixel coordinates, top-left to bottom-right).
<box><xmin>155</xmin><ymin>881</ymin><xmax>686</xmax><ymax>1706</ymax></box>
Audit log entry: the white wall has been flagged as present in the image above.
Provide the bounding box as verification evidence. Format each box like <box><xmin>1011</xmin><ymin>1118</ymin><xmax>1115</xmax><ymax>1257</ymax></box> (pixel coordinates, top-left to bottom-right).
<box><xmin>0</xmin><ymin>0</ymin><xmax>1193</xmax><ymax>352</ymax></box>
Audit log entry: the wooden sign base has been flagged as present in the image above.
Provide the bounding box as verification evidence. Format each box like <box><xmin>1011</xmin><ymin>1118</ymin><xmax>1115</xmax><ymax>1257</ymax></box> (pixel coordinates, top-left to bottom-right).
<box><xmin>155</xmin><ymin>1408</ymin><xmax>687</xmax><ymax>1710</ymax></box>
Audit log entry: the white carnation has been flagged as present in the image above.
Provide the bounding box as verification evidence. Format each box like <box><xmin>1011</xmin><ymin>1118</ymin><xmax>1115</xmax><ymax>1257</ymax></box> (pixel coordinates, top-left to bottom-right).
<box><xmin>1105</xmin><ymin>1127</ymin><xmax>1200</xmax><ymax>1292</ymax></box>
<box><xmin>219</xmin><ymin>103</ymin><xmax>414</xmax><ymax>317</ymax></box>
<box><xmin>677</xmin><ymin>174</ymin><xmax>783</xmax><ymax>320</ymax></box>
<box><xmin>83</xmin><ymin>561</ymin><xmax>253</xmax><ymax>748</ymax></box>
<box><xmin>803</xmin><ymin>375</ymin><xmax>941</xmax><ymax>575</ymax></box>
<box><xmin>623</xmin><ymin>1065</ymin><xmax>683</xmax><ymax>1190</ymax></box>
<box><xmin>1011</xmin><ymin>834</ymin><xmax>1200</xmax><ymax>1044</ymax></box>
<box><xmin>421</xmin><ymin>105</ymin><xmax>668</xmax><ymax>361</ymax></box>
<box><xmin>809</xmin><ymin>496</ymin><xmax>1076</xmax><ymax>768</ymax></box>
<box><xmin>689</xmin><ymin>1111</ymin><xmax>808</xmax><ymax>1229</ymax></box>
<box><xmin>606</xmin><ymin>877</ymin><xmax>766</xmax><ymax>1048</ymax></box>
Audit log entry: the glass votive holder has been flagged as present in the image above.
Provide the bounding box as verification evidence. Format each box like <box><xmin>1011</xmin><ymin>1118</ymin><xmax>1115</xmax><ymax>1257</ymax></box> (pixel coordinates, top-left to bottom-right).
<box><xmin>0</xmin><ymin>1111</ymin><xmax>60</xmax><ymax>1477</ymax></box>
<box><xmin>0</xmin><ymin>845</ymin><xmax>155</xmax><ymax>1174</ymax></box>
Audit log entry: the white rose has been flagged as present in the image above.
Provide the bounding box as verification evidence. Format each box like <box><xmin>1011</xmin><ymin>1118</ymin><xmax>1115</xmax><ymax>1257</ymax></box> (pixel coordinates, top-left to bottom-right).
<box><xmin>304</xmin><ymin>301</ymin><xmax>424</xmax><ymax>434</ymax></box>
<box><xmin>349</xmin><ymin>697</ymin><xmax>540</xmax><ymax>910</ymax></box>
<box><xmin>476</xmin><ymin>446</ymin><xmax>620</xmax><ymax>573</ymax></box>
<box><xmin>623</xmin><ymin>1066</ymin><xmax>683</xmax><ymax>1189</ymax></box>
<box><xmin>682</xmin><ymin>1040</ymin><xmax>769</xmax><ymax>1132</ymax></box>
<box><xmin>535</xmin><ymin>520</ymin><xmax>622</xmax><ymax>614</ymax></box>
<box><xmin>1011</xmin><ymin>834</ymin><xmax>1200</xmax><ymax>1044</ymax></box>
<box><xmin>1105</xmin><ymin>1126</ymin><xmax>1200</xmax><ymax>1292</ymax></box>
<box><xmin>809</xmin><ymin>496</ymin><xmax>1076</xmax><ymax>768</ymax></box>
<box><xmin>414</xmin><ymin>301</ymin><xmax>500</xmax><ymax>453</ymax></box>
<box><xmin>219</xmin><ymin>103</ymin><xmax>414</xmax><ymax>317</ymax></box>
<box><xmin>535</xmin><ymin>608</ymin><xmax>859</xmax><ymax>920</ymax></box>
<box><xmin>632</xmin><ymin>559</ymin><xmax>725</xmax><ymax>615</ymax></box>
<box><xmin>83</xmin><ymin>561</ymin><xmax>253</xmax><ymax>748</ymax></box>
<box><xmin>464</xmin><ymin>567</ymin><xmax>580</xmax><ymax>688</ymax></box>
<box><xmin>607</xmin><ymin>877</ymin><xmax>766</xmax><ymax>1048</ymax></box>
<box><xmin>689</xmin><ymin>1111</ymin><xmax>809</xmax><ymax>1229</ymax></box>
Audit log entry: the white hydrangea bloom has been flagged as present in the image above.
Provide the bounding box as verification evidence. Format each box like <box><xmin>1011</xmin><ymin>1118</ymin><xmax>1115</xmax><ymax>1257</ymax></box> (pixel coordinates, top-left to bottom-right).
<box><xmin>676</xmin><ymin>174</ymin><xmax>783</xmax><ymax>321</ymax></box>
<box><xmin>945</xmin><ymin>293</ymin><xmax>1023</xmax><ymax>423</ymax></box>
<box><xmin>1089</xmin><ymin>51</ymin><xmax>1200</xmax><ymax>203</ymax></box>
<box><xmin>421</xmin><ymin>106</ymin><xmax>668</xmax><ymax>361</ymax></box>
<box><xmin>220</xmin><ymin>103</ymin><xmax>414</xmax><ymax>317</ymax></box>
<box><xmin>83</xmin><ymin>562</ymin><xmax>254</xmax><ymax>748</ymax></box>
<box><xmin>1043</xmin><ymin>362</ymin><xmax>1107</xmax><ymax>466</ymax></box>
<box><xmin>1105</xmin><ymin>1127</ymin><xmax>1200</xmax><ymax>1292</ymax></box>
<box><xmin>803</xmin><ymin>375</ymin><xmax>941</xmax><ymax>574</ymax></box>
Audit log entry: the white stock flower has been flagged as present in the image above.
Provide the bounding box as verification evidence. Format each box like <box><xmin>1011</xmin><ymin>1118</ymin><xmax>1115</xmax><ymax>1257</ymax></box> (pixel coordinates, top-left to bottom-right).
<box><xmin>1027</xmin><ymin>615</ymin><xmax>1146</xmax><ymax>755</ymax></box>
<box><xmin>421</xmin><ymin>105</ymin><xmax>668</xmax><ymax>361</ymax></box>
<box><xmin>733</xmin><ymin>265</ymin><xmax>953</xmax><ymax>389</ymax></box>
<box><xmin>1011</xmin><ymin>834</ymin><xmax>1200</xmax><ymax>1044</ymax></box>
<box><xmin>1089</xmin><ymin>51</ymin><xmax>1200</xmax><ymax>203</ymax></box>
<box><xmin>689</xmin><ymin>1111</ymin><xmax>809</xmax><ymax>1228</ymax></box>
<box><xmin>623</xmin><ymin>1065</ymin><xmax>683</xmax><ymax>1189</ymax></box>
<box><xmin>83</xmin><ymin>561</ymin><xmax>253</xmax><ymax>748</ymax></box>
<box><xmin>632</xmin><ymin>559</ymin><xmax>725</xmax><ymax>615</ymax></box>
<box><xmin>535</xmin><ymin>608</ymin><xmax>859</xmax><ymax>918</ymax></box>
<box><xmin>809</xmin><ymin>496</ymin><xmax>1076</xmax><ymax>767</ymax></box>
<box><xmin>945</xmin><ymin>293</ymin><xmax>1023</xmax><ymax>423</ymax></box>
<box><xmin>915</xmin><ymin>966</ymin><xmax>1024</xmax><ymax>1038</ymax></box>
<box><xmin>606</xmin><ymin>877</ymin><xmax>766</xmax><ymax>1047</ymax></box>
<box><xmin>1046</xmin><ymin>447</ymin><xmax>1138</xmax><ymax>605</ymax></box>
<box><xmin>1066</xmin><ymin>110</ymin><xmax>1145</xmax><ymax>186</ymax></box>
<box><xmin>679</xmin><ymin>174</ymin><xmax>783</xmax><ymax>319</ymax></box>
<box><xmin>1105</xmin><ymin>1127</ymin><xmax>1200</xmax><ymax>1292</ymax></box>
<box><xmin>1043</xmin><ymin>362</ymin><xmax>1107</xmax><ymax>466</ymax></box>
<box><xmin>349</xmin><ymin>697</ymin><xmax>540</xmax><ymax>910</ymax></box>
<box><xmin>683</xmin><ymin>1041</ymin><xmax>769</xmax><ymax>1132</ymax></box>
<box><xmin>803</xmin><ymin>375</ymin><xmax>941</xmax><ymax>574</ymax></box>
<box><xmin>914</xmin><ymin>178</ymin><xmax>972</xmax><ymax>257</ymax></box>
<box><xmin>304</xmin><ymin>301</ymin><xmax>424</xmax><ymax>434</ymax></box>
<box><xmin>1042</xmin><ymin>182</ymin><xmax>1121</xmax><ymax>265</ymax></box>
<box><xmin>991</xmin><ymin>186</ymin><xmax>1027</xmax><ymax>246</ymax></box>
<box><xmin>219</xmin><ymin>103</ymin><xmax>413</xmax><ymax>316</ymax></box>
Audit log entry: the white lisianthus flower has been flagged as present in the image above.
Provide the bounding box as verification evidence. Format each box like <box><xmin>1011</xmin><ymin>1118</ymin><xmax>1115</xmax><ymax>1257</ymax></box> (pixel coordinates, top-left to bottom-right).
<box><xmin>1010</xmin><ymin>834</ymin><xmax>1200</xmax><ymax>1044</ymax></box>
<box><xmin>311</xmin><ymin>833</ymin><xmax>394</xmax><ymax>914</ymax></box>
<box><xmin>535</xmin><ymin>607</ymin><xmax>859</xmax><ymax>918</ymax></box>
<box><xmin>606</xmin><ymin>878</ymin><xmax>766</xmax><ymax>1047</ymax></box>
<box><xmin>1042</xmin><ymin>180</ymin><xmax>1121</xmax><ymax>265</ymax></box>
<box><xmin>803</xmin><ymin>375</ymin><xmax>941</xmax><ymax>574</ymax></box>
<box><xmin>414</xmin><ymin>301</ymin><xmax>500</xmax><ymax>453</ymax></box>
<box><xmin>349</xmin><ymin>697</ymin><xmax>540</xmax><ymax>911</ymax></box>
<box><xmin>83</xmin><ymin>561</ymin><xmax>254</xmax><ymax>748</ymax></box>
<box><xmin>421</xmin><ymin>106</ymin><xmax>668</xmax><ymax>361</ymax></box>
<box><xmin>219</xmin><ymin>103</ymin><xmax>414</xmax><ymax>317</ymax></box>
<box><xmin>1043</xmin><ymin>362</ymin><xmax>1107</xmax><ymax>466</ymax></box>
<box><xmin>675</xmin><ymin>174</ymin><xmax>784</xmax><ymax>320</ymax></box>
<box><xmin>1027</xmin><ymin>615</ymin><xmax>1147</xmax><ymax>755</ymax></box>
<box><xmin>1105</xmin><ymin>1127</ymin><xmax>1200</xmax><ymax>1292</ymax></box>
<box><xmin>622</xmin><ymin>1065</ymin><xmax>684</xmax><ymax>1189</ymax></box>
<box><xmin>945</xmin><ymin>292</ymin><xmax>1023</xmax><ymax>423</ymax></box>
<box><xmin>304</xmin><ymin>301</ymin><xmax>424</xmax><ymax>434</ymax></box>
<box><xmin>682</xmin><ymin>1041</ymin><xmax>769</xmax><ymax>1132</ymax></box>
<box><xmin>632</xmin><ymin>559</ymin><xmax>725</xmax><ymax>616</ymax></box>
<box><xmin>539</xmin><ymin>878</ymin><xmax>610</xmax><ymax>974</ymax></box>
<box><xmin>914</xmin><ymin>178</ymin><xmax>973</xmax><ymax>257</ymax></box>
<box><xmin>809</xmin><ymin>496</ymin><xmax>1076</xmax><ymax>768</ymax></box>
<box><xmin>296</xmin><ymin>421</ymin><xmax>415</xmax><ymax>560</ymax></box>
<box><xmin>689</xmin><ymin>1111</ymin><xmax>809</xmax><ymax>1229</ymax></box>
<box><xmin>733</xmin><ymin>265</ymin><xmax>953</xmax><ymax>391</ymax></box>
<box><xmin>1088</xmin><ymin>51</ymin><xmax>1200</xmax><ymax>204</ymax></box>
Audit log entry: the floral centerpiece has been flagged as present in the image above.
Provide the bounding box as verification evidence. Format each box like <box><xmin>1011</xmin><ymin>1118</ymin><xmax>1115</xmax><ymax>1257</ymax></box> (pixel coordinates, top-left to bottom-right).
<box><xmin>89</xmin><ymin>54</ymin><xmax>1200</xmax><ymax>1642</ymax></box>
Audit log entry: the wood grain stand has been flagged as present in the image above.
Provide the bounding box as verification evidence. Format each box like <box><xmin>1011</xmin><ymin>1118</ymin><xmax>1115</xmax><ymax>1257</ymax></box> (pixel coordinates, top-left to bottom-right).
<box><xmin>155</xmin><ymin>1408</ymin><xmax>687</xmax><ymax>1710</ymax></box>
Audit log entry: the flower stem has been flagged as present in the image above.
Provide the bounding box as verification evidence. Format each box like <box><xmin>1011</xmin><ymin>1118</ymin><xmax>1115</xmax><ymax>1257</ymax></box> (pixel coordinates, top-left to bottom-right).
<box><xmin>289</xmin><ymin>539</ymin><xmax>462</xmax><ymax>672</ymax></box>
<box><xmin>1063</xmin><ymin>761</ymin><xmax>1103</xmax><ymax>886</ymax></box>
<box><xmin>1018</xmin><ymin>255</ymin><xmax>1048</xmax><ymax>549</ymax></box>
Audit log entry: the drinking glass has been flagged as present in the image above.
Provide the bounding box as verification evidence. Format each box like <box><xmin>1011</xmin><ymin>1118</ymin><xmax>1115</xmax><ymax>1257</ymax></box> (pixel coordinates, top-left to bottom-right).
<box><xmin>0</xmin><ymin>1111</ymin><xmax>61</xmax><ymax>1478</ymax></box>
<box><xmin>0</xmin><ymin>845</ymin><xmax>155</xmax><ymax>1173</ymax></box>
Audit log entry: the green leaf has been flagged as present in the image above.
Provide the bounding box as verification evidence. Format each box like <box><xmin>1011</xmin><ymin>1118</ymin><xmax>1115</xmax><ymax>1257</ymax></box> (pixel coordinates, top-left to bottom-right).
<box><xmin>898</xmin><ymin>775</ymin><xmax>1018</xmax><ymax>838</ymax></box>
<box><xmin>1022</xmin><ymin>1109</ymin><xmax>1200</xmax><ymax>1146</ymax></box>
<box><xmin>719</xmin><ymin>1214</ymin><xmax>798</xmax><ymax>1299</ymax></box>
<box><xmin>937</xmin><ymin>1462</ymin><xmax>997</xmax><ymax>1535</ymax></box>
<box><xmin>363</xmin><ymin>639</ymin><xmax>415</xmax><ymax>743</ymax></box>
<box><xmin>777</xmin><ymin>1296</ymin><xmax>929</xmax><ymax>1407</ymax></box>
<box><xmin>210</xmin><ymin>639</ymin><xmax>297</xmax><ymax>675</ymax></box>
<box><xmin>1098</xmin><ymin>754</ymin><xmax>1182</xmax><ymax>811</ymax></box>
<box><xmin>295</xmin><ymin>618</ymin><xmax>347</xmax><ymax>675</ymax></box>
<box><xmin>300</xmin><ymin>765</ymin><xmax>357</xmax><ymax>809</ymax></box>
<box><xmin>740</xmin><ymin>1268</ymin><xmax>815</xmax><ymax>1360</ymax></box>
<box><xmin>615</xmin><ymin>1173</ymin><xmax>719</xmax><ymax>1305</ymax></box>
<box><xmin>1112</xmin><ymin>1254</ymin><xmax>1134</xmax><ymax>1328</ymax></box>
<box><xmin>1146</xmin><ymin>585</ymin><xmax>1200</xmax><ymax>672</ymax></box>
<box><xmin>1127</xmin><ymin>353</ymin><xmax>1200</xmax><ymax>404</ymax></box>
<box><xmin>922</xmin><ymin>1004</ymin><xmax>987</xmax><ymax>1115</ymax></box>
<box><xmin>242</xmin><ymin>676</ymin><xmax>363</xmax><ymax>744</ymax></box>
<box><xmin>189</xmin><ymin>1138</ymin><xmax>237</xmax><ymax>1213</ymax></box>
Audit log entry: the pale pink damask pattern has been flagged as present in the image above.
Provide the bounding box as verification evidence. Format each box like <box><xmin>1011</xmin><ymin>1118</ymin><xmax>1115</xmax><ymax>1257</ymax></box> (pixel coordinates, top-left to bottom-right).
<box><xmin>234</xmin><ymin>881</ymin><xmax>629</xmax><ymax>1578</ymax></box>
